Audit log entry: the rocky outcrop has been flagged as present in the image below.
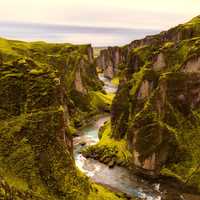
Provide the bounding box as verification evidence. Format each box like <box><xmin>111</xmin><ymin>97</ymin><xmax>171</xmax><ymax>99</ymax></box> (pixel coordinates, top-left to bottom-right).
<box><xmin>86</xmin><ymin>44</ymin><xmax>94</xmax><ymax>63</ymax></box>
<box><xmin>153</xmin><ymin>53</ymin><xmax>166</xmax><ymax>71</ymax></box>
<box><xmin>137</xmin><ymin>80</ymin><xmax>153</xmax><ymax>100</ymax></box>
<box><xmin>74</xmin><ymin>60</ymin><xmax>88</xmax><ymax>94</ymax></box>
<box><xmin>96</xmin><ymin>47</ymin><xmax>124</xmax><ymax>79</ymax></box>
<box><xmin>182</xmin><ymin>55</ymin><xmax>200</xmax><ymax>72</ymax></box>
<box><xmin>108</xmin><ymin>15</ymin><xmax>200</xmax><ymax>192</ymax></box>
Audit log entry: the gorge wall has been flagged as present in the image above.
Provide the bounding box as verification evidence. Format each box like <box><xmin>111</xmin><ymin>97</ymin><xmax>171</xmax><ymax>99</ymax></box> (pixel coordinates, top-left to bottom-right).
<box><xmin>97</xmin><ymin>16</ymin><xmax>200</xmax><ymax>192</ymax></box>
<box><xmin>96</xmin><ymin>47</ymin><xmax>124</xmax><ymax>79</ymax></box>
<box><xmin>0</xmin><ymin>38</ymin><xmax>112</xmax><ymax>199</ymax></box>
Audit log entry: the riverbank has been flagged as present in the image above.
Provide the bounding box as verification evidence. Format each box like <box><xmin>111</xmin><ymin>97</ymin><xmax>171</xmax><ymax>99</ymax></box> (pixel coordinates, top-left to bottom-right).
<box><xmin>72</xmin><ymin>74</ymin><xmax>200</xmax><ymax>200</ymax></box>
<box><xmin>73</xmin><ymin>75</ymin><xmax>162</xmax><ymax>200</ymax></box>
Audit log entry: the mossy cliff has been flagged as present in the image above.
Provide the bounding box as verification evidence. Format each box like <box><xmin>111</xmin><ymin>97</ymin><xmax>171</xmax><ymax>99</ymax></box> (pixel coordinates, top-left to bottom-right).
<box><xmin>97</xmin><ymin>16</ymin><xmax>200</xmax><ymax>192</ymax></box>
<box><xmin>0</xmin><ymin>38</ymin><xmax>106</xmax><ymax>127</ymax></box>
<box><xmin>0</xmin><ymin>38</ymin><xmax>122</xmax><ymax>199</ymax></box>
<box><xmin>96</xmin><ymin>15</ymin><xmax>200</xmax><ymax>78</ymax></box>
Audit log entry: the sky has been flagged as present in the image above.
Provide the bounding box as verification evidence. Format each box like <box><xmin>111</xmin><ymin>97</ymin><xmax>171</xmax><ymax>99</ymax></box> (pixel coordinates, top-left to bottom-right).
<box><xmin>0</xmin><ymin>0</ymin><xmax>200</xmax><ymax>30</ymax></box>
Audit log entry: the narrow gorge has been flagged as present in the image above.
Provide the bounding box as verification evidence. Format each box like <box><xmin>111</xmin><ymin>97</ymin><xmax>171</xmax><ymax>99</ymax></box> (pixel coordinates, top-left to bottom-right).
<box><xmin>0</xmin><ymin>15</ymin><xmax>200</xmax><ymax>200</ymax></box>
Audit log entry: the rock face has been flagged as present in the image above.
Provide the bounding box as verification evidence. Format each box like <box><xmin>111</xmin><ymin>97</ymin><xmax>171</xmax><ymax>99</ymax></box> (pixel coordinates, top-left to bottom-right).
<box><xmin>109</xmin><ymin>15</ymin><xmax>200</xmax><ymax>191</ymax></box>
<box><xmin>87</xmin><ymin>44</ymin><xmax>94</xmax><ymax>63</ymax></box>
<box><xmin>182</xmin><ymin>55</ymin><xmax>200</xmax><ymax>72</ymax></box>
<box><xmin>128</xmin><ymin>72</ymin><xmax>200</xmax><ymax>176</ymax></box>
<box><xmin>153</xmin><ymin>53</ymin><xmax>166</xmax><ymax>71</ymax></box>
<box><xmin>74</xmin><ymin>59</ymin><xmax>88</xmax><ymax>94</ymax></box>
<box><xmin>96</xmin><ymin>47</ymin><xmax>123</xmax><ymax>79</ymax></box>
<box><xmin>0</xmin><ymin>39</ymin><xmax>103</xmax><ymax>199</ymax></box>
<box><xmin>96</xmin><ymin>15</ymin><xmax>200</xmax><ymax>78</ymax></box>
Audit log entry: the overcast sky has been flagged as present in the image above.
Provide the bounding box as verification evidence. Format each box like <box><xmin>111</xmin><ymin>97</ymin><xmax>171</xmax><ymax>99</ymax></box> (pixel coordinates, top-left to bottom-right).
<box><xmin>0</xmin><ymin>0</ymin><xmax>200</xmax><ymax>29</ymax></box>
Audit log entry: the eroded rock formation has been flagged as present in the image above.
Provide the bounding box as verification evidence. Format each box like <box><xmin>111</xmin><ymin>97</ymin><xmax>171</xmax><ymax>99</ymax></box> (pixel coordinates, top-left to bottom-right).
<box><xmin>96</xmin><ymin>47</ymin><xmax>123</xmax><ymax>79</ymax></box>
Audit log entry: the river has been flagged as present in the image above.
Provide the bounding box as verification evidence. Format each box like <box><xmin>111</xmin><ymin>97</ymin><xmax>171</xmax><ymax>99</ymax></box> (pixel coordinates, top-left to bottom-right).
<box><xmin>73</xmin><ymin>74</ymin><xmax>200</xmax><ymax>200</ymax></box>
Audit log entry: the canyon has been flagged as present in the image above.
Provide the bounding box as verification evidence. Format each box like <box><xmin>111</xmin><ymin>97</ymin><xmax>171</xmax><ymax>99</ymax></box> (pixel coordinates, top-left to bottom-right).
<box><xmin>0</xmin><ymin>15</ymin><xmax>200</xmax><ymax>200</ymax></box>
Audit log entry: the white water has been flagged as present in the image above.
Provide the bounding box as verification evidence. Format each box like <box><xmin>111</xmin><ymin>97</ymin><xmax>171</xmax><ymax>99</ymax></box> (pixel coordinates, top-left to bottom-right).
<box><xmin>98</xmin><ymin>73</ymin><xmax>118</xmax><ymax>93</ymax></box>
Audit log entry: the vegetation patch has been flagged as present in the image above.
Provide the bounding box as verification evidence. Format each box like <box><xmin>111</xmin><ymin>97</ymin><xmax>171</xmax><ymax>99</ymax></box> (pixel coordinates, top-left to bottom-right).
<box><xmin>89</xmin><ymin>91</ymin><xmax>115</xmax><ymax>112</ymax></box>
<box><xmin>111</xmin><ymin>76</ymin><xmax>120</xmax><ymax>86</ymax></box>
<box><xmin>88</xmin><ymin>183</ymin><xmax>133</xmax><ymax>200</ymax></box>
<box><xmin>82</xmin><ymin>120</ymin><xmax>132</xmax><ymax>168</ymax></box>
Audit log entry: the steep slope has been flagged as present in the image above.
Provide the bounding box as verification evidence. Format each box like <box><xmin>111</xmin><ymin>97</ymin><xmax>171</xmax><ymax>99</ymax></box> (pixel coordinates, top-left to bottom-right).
<box><xmin>0</xmin><ymin>38</ymin><xmax>105</xmax><ymax>127</ymax></box>
<box><xmin>0</xmin><ymin>38</ymin><xmax>120</xmax><ymax>199</ymax></box>
<box><xmin>97</xmin><ymin>15</ymin><xmax>200</xmax><ymax>78</ymax></box>
<box><xmin>96</xmin><ymin>16</ymin><xmax>200</xmax><ymax>192</ymax></box>
<box><xmin>96</xmin><ymin>47</ymin><xmax>123</xmax><ymax>79</ymax></box>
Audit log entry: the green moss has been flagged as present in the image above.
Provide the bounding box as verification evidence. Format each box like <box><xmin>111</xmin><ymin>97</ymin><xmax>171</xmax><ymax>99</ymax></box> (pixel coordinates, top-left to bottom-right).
<box><xmin>89</xmin><ymin>91</ymin><xmax>115</xmax><ymax>111</ymax></box>
<box><xmin>111</xmin><ymin>77</ymin><xmax>120</xmax><ymax>86</ymax></box>
<box><xmin>160</xmin><ymin>114</ymin><xmax>200</xmax><ymax>190</ymax></box>
<box><xmin>98</xmin><ymin>121</ymin><xmax>131</xmax><ymax>162</ymax></box>
<box><xmin>88</xmin><ymin>183</ymin><xmax>130</xmax><ymax>200</ymax></box>
<box><xmin>129</xmin><ymin>66</ymin><xmax>147</xmax><ymax>96</ymax></box>
<box><xmin>131</xmin><ymin>45</ymin><xmax>154</xmax><ymax>64</ymax></box>
<box><xmin>162</xmin><ymin>42</ymin><xmax>174</xmax><ymax>49</ymax></box>
<box><xmin>2</xmin><ymin>72</ymin><xmax>24</xmax><ymax>78</ymax></box>
<box><xmin>82</xmin><ymin>121</ymin><xmax>132</xmax><ymax>167</ymax></box>
<box><xmin>160</xmin><ymin>168</ymin><xmax>184</xmax><ymax>181</ymax></box>
<box><xmin>183</xmin><ymin>15</ymin><xmax>200</xmax><ymax>27</ymax></box>
<box><xmin>68</xmin><ymin>124</ymin><xmax>77</xmax><ymax>135</ymax></box>
<box><xmin>29</xmin><ymin>69</ymin><xmax>45</xmax><ymax>75</ymax></box>
<box><xmin>111</xmin><ymin>81</ymin><xmax>130</xmax><ymax>139</ymax></box>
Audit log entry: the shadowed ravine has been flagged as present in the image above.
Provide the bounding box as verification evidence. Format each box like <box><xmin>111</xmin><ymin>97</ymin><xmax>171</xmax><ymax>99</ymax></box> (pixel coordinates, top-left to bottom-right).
<box><xmin>73</xmin><ymin>75</ymin><xmax>200</xmax><ymax>200</ymax></box>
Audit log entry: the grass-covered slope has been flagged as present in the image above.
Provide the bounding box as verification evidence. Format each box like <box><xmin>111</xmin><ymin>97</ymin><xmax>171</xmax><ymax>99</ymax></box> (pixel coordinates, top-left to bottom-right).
<box><xmin>98</xmin><ymin>16</ymin><xmax>200</xmax><ymax>192</ymax></box>
<box><xmin>0</xmin><ymin>56</ymin><xmax>89</xmax><ymax>199</ymax></box>
<box><xmin>0</xmin><ymin>38</ymin><xmax>122</xmax><ymax>199</ymax></box>
<box><xmin>0</xmin><ymin>38</ymin><xmax>104</xmax><ymax>128</ymax></box>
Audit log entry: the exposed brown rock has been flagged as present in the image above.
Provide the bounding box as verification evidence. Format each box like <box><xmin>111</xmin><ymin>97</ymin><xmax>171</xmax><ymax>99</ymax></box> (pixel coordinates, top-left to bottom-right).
<box><xmin>96</xmin><ymin>47</ymin><xmax>123</xmax><ymax>78</ymax></box>
<box><xmin>182</xmin><ymin>56</ymin><xmax>200</xmax><ymax>72</ymax></box>
<box><xmin>153</xmin><ymin>53</ymin><xmax>166</xmax><ymax>71</ymax></box>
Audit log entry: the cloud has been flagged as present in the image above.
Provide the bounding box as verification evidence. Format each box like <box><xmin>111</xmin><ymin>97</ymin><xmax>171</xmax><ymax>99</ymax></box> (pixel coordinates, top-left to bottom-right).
<box><xmin>0</xmin><ymin>0</ymin><xmax>199</xmax><ymax>29</ymax></box>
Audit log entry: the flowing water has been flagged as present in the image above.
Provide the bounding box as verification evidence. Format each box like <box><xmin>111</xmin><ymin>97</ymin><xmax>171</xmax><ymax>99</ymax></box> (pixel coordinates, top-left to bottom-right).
<box><xmin>98</xmin><ymin>73</ymin><xmax>118</xmax><ymax>93</ymax></box>
<box><xmin>73</xmin><ymin>115</ymin><xmax>162</xmax><ymax>200</ymax></box>
<box><xmin>73</xmin><ymin>75</ymin><xmax>200</xmax><ymax>200</ymax></box>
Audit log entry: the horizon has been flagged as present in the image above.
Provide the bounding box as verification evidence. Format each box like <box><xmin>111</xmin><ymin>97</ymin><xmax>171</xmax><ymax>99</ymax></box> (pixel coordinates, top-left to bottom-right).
<box><xmin>0</xmin><ymin>20</ymin><xmax>161</xmax><ymax>46</ymax></box>
<box><xmin>0</xmin><ymin>1</ymin><xmax>200</xmax><ymax>46</ymax></box>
